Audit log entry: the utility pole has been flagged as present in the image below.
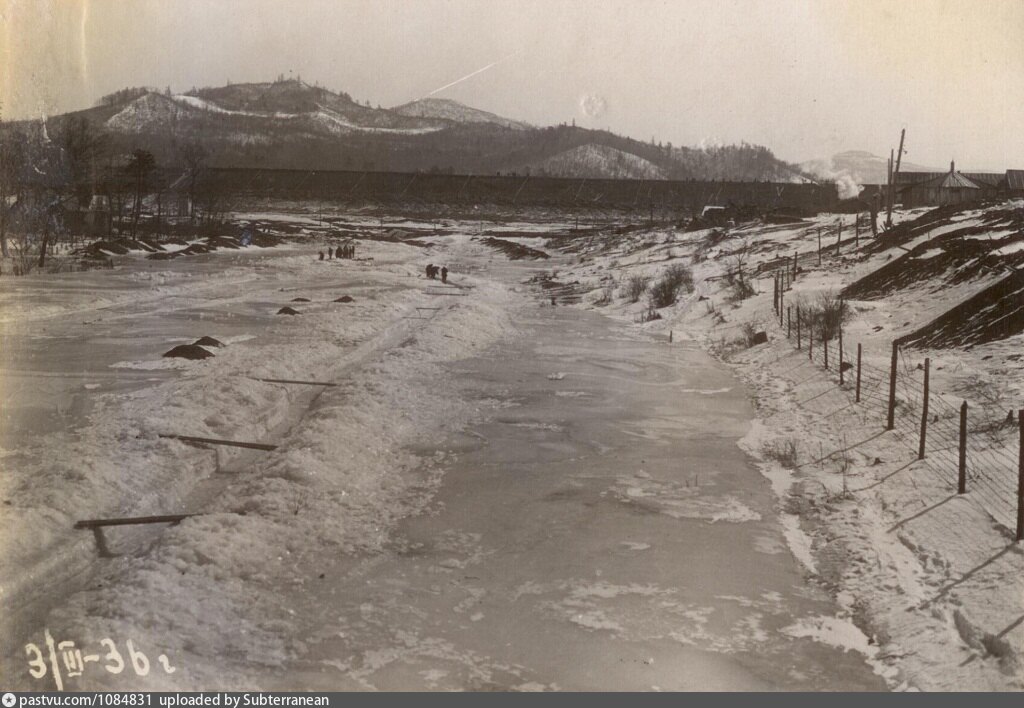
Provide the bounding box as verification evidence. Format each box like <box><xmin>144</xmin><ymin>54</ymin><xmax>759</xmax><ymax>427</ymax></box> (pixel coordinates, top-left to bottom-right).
<box><xmin>886</xmin><ymin>128</ymin><xmax>905</xmax><ymax>231</ymax></box>
<box><xmin>885</xmin><ymin>149</ymin><xmax>894</xmax><ymax>230</ymax></box>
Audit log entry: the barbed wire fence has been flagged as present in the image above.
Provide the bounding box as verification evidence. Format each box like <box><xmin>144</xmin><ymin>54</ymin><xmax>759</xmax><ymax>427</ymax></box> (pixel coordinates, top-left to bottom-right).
<box><xmin>760</xmin><ymin>232</ymin><xmax>1024</xmax><ymax>541</ymax></box>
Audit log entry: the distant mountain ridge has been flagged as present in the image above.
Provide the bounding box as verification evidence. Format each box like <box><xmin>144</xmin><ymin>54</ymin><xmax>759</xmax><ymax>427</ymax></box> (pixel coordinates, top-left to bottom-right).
<box><xmin>392</xmin><ymin>97</ymin><xmax>531</xmax><ymax>130</ymax></box>
<box><xmin>8</xmin><ymin>78</ymin><xmax>810</xmax><ymax>182</ymax></box>
<box><xmin>802</xmin><ymin>150</ymin><xmax>942</xmax><ymax>187</ymax></box>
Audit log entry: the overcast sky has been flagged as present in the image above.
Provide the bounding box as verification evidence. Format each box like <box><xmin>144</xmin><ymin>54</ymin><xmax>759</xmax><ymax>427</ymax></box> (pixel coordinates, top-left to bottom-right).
<box><xmin>2</xmin><ymin>0</ymin><xmax>1022</xmax><ymax>168</ymax></box>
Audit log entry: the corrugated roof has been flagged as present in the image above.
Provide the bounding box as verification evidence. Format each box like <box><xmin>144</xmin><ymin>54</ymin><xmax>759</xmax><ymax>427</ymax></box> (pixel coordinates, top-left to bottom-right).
<box><xmin>1007</xmin><ymin>170</ymin><xmax>1024</xmax><ymax>190</ymax></box>
<box><xmin>895</xmin><ymin>172</ymin><xmax>943</xmax><ymax>185</ymax></box>
<box><xmin>963</xmin><ymin>172</ymin><xmax>1005</xmax><ymax>187</ymax></box>
<box><xmin>910</xmin><ymin>170</ymin><xmax>983</xmax><ymax>190</ymax></box>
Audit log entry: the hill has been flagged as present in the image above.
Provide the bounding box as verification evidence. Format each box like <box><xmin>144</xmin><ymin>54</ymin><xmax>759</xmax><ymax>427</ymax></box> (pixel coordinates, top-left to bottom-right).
<box><xmin>6</xmin><ymin>78</ymin><xmax>809</xmax><ymax>182</ymax></box>
<box><xmin>526</xmin><ymin>143</ymin><xmax>667</xmax><ymax>179</ymax></box>
<box><xmin>392</xmin><ymin>97</ymin><xmax>530</xmax><ymax>130</ymax></box>
<box><xmin>802</xmin><ymin>150</ymin><xmax>940</xmax><ymax>188</ymax></box>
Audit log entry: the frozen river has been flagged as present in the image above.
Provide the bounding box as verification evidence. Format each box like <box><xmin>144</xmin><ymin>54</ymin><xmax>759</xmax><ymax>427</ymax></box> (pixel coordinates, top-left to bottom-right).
<box><xmin>0</xmin><ymin>229</ymin><xmax>887</xmax><ymax>690</ymax></box>
<box><xmin>265</xmin><ymin>302</ymin><xmax>887</xmax><ymax>690</ymax></box>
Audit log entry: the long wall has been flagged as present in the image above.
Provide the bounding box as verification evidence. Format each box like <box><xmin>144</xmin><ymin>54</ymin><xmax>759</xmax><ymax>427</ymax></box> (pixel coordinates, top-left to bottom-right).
<box><xmin>181</xmin><ymin>168</ymin><xmax>839</xmax><ymax>214</ymax></box>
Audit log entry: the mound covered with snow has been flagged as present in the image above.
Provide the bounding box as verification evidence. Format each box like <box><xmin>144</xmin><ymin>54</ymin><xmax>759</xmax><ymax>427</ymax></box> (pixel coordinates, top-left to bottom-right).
<box><xmin>392</xmin><ymin>97</ymin><xmax>529</xmax><ymax>130</ymax></box>
<box><xmin>527</xmin><ymin>143</ymin><xmax>667</xmax><ymax>180</ymax></box>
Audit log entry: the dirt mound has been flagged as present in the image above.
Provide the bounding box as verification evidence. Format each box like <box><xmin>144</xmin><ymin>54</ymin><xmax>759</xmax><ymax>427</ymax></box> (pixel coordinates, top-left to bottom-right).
<box><xmin>163</xmin><ymin>344</ymin><xmax>214</xmax><ymax>360</ymax></box>
<box><xmin>181</xmin><ymin>243</ymin><xmax>212</xmax><ymax>255</ymax></box>
<box><xmin>277</xmin><ymin>306</ymin><xmax>301</xmax><ymax>315</ymax></box>
<box><xmin>291</xmin><ymin>297</ymin><xmax>311</xmax><ymax>302</ymax></box>
<box><xmin>147</xmin><ymin>251</ymin><xmax>180</xmax><ymax>261</ymax></box>
<box><xmin>193</xmin><ymin>336</ymin><xmax>224</xmax><ymax>348</ymax></box>
<box><xmin>901</xmin><ymin>270</ymin><xmax>1024</xmax><ymax>348</ymax></box>
<box><xmin>334</xmin><ymin>295</ymin><xmax>354</xmax><ymax>303</ymax></box>
<box><xmin>83</xmin><ymin>240</ymin><xmax>131</xmax><ymax>256</ymax></box>
<box><xmin>864</xmin><ymin>204</ymin><xmax>970</xmax><ymax>254</ymax></box>
<box><xmin>205</xmin><ymin>235</ymin><xmax>242</xmax><ymax>249</ymax></box>
<box><xmin>844</xmin><ymin>228</ymin><xmax>1024</xmax><ymax>300</ymax></box>
<box><xmin>252</xmin><ymin>232</ymin><xmax>283</xmax><ymax>247</ymax></box>
<box><xmin>478</xmin><ymin>237</ymin><xmax>549</xmax><ymax>260</ymax></box>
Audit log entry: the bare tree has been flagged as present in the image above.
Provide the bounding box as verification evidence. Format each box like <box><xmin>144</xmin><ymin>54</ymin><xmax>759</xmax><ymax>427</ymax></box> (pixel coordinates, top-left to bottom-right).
<box><xmin>56</xmin><ymin>116</ymin><xmax>108</xmax><ymax>206</ymax></box>
<box><xmin>175</xmin><ymin>140</ymin><xmax>209</xmax><ymax>222</ymax></box>
<box><xmin>124</xmin><ymin>149</ymin><xmax>156</xmax><ymax>239</ymax></box>
<box><xmin>0</xmin><ymin>129</ymin><xmax>27</xmax><ymax>259</ymax></box>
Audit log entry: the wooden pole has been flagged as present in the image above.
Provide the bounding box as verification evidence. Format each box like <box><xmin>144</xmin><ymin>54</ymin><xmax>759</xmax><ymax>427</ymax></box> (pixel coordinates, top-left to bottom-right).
<box><xmin>779</xmin><ymin>286</ymin><xmax>784</xmax><ymax>325</ymax></box>
<box><xmin>958</xmin><ymin>401</ymin><xmax>968</xmax><ymax>494</ymax></box>
<box><xmin>773</xmin><ymin>273</ymin><xmax>779</xmax><ymax>313</ymax></box>
<box><xmin>817</xmin><ymin>228</ymin><xmax>822</xmax><ymax>265</ymax></box>
<box><xmin>256</xmin><ymin>378</ymin><xmax>338</xmax><ymax>387</ymax></box>
<box><xmin>824</xmin><ymin>334</ymin><xmax>829</xmax><ymax>369</ymax></box>
<box><xmin>809</xmin><ymin>319</ymin><xmax>813</xmax><ymax>359</ymax></box>
<box><xmin>75</xmin><ymin>514</ymin><xmax>195</xmax><ymax>529</ymax></box>
<box><xmin>887</xmin><ymin>341</ymin><xmax>898</xmax><ymax>430</ymax></box>
<box><xmin>797</xmin><ymin>308</ymin><xmax>802</xmax><ymax>349</ymax></box>
<box><xmin>838</xmin><ymin>320</ymin><xmax>844</xmax><ymax>385</ymax></box>
<box><xmin>787</xmin><ymin>306</ymin><xmax>792</xmax><ymax>338</ymax></box>
<box><xmin>856</xmin><ymin>343</ymin><xmax>862</xmax><ymax>403</ymax></box>
<box><xmin>1018</xmin><ymin>409</ymin><xmax>1024</xmax><ymax>542</ymax></box>
<box><xmin>837</xmin><ymin>219</ymin><xmax>842</xmax><ymax>253</ymax></box>
<box><xmin>159</xmin><ymin>434</ymin><xmax>277</xmax><ymax>451</ymax></box>
<box><xmin>855</xmin><ymin>215</ymin><xmax>860</xmax><ymax>248</ymax></box>
<box><xmin>792</xmin><ymin>252</ymin><xmax>797</xmax><ymax>281</ymax></box>
<box><xmin>918</xmin><ymin>357</ymin><xmax>930</xmax><ymax>459</ymax></box>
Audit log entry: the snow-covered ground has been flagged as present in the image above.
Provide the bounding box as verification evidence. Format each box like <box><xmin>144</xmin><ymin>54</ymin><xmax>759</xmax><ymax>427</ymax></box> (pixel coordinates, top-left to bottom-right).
<box><xmin>4</xmin><ymin>200</ymin><xmax>1022</xmax><ymax>690</ymax></box>
<box><xmin>0</xmin><ymin>232</ymin><xmax>515</xmax><ymax>688</ymax></box>
<box><xmin>546</xmin><ymin>201</ymin><xmax>1024</xmax><ymax>690</ymax></box>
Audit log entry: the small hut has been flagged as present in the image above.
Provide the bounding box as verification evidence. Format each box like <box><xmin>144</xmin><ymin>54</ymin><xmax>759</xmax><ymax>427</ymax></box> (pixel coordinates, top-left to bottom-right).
<box><xmin>900</xmin><ymin>161</ymin><xmax>992</xmax><ymax>208</ymax></box>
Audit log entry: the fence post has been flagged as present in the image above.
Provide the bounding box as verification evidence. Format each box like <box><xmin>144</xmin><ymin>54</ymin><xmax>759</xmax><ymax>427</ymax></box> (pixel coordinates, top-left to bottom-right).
<box><xmin>918</xmin><ymin>357</ymin><xmax>930</xmax><ymax>459</ymax></box>
<box><xmin>809</xmin><ymin>320</ymin><xmax>813</xmax><ymax>359</ymax></box>
<box><xmin>817</xmin><ymin>228</ymin><xmax>822</xmax><ymax>266</ymax></box>
<box><xmin>1017</xmin><ymin>409</ymin><xmax>1024</xmax><ymax>542</ymax></box>
<box><xmin>824</xmin><ymin>334</ymin><xmax>829</xmax><ymax>369</ymax></box>
<box><xmin>856</xmin><ymin>343</ymin><xmax>862</xmax><ymax>403</ymax></box>
<box><xmin>774</xmin><ymin>273</ymin><xmax>779</xmax><ymax>313</ymax></box>
<box><xmin>958</xmin><ymin>401</ymin><xmax>967</xmax><ymax>494</ymax></box>
<box><xmin>797</xmin><ymin>308</ymin><xmax>802</xmax><ymax>349</ymax></box>
<box><xmin>838</xmin><ymin>320</ymin><xmax>845</xmax><ymax>385</ymax></box>
<box><xmin>887</xmin><ymin>340</ymin><xmax>898</xmax><ymax>430</ymax></box>
<box><xmin>779</xmin><ymin>287</ymin><xmax>784</xmax><ymax>325</ymax></box>
<box><xmin>792</xmin><ymin>252</ymin><xmax>797</xmax><ymax>282</ymax></box>
<box><xmin>787</xmin><ymin>306</ymin><xmax>792</xmax><ymax>338</ymax></box>
<box><xmin>855</xmin><ymin>216</ymin><xmax>860</xmax><ymax>248</ymax></box>
<box><xmin>836</xmin><ymin>219</ymin><xmax>842</xmax><ymax>253</ymax></box>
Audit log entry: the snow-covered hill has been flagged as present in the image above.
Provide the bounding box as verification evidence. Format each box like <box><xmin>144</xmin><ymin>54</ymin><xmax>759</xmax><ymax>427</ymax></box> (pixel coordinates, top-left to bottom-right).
<box><xmin>527</xmin><ymin>143</ymin><xmax>667</xmax><ymax>180</ymax></box>
<box><xmin>392</xmin><ymin>97</ymin><xmax>530</xmax><ymax>130</ymax></box>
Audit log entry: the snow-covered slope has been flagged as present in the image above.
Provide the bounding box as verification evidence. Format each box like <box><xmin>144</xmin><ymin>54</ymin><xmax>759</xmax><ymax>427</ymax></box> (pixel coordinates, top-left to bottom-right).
<box><xmin>104</xmin><ymin>83</ymin><xmax>447</xmax><ymax>136</ymax></box>
<box><xmin>528</xmin><ymin>143</ymin><xmax>667</xmax><ymax>180</ymax></box>
<box><xmin>392</xmin><ymin>97</ymin><xmax>529</xmax><ymax>130</ymax></box>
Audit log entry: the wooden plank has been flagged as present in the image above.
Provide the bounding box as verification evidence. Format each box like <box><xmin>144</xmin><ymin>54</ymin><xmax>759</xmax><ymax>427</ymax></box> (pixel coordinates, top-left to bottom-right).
<box><xmin>256</xmin><ymin>378</ymin><xmax>338</xmax><ymax>387</ymax></box>
<box><xmin>159</xmin><ymin>434</ymin><xmax>277</xmax><ymax>451</ymax></box>
<box><xmin>75</xmin><ymin>514</ymin><xmax>195</xmax><ymax>529</ymax></box>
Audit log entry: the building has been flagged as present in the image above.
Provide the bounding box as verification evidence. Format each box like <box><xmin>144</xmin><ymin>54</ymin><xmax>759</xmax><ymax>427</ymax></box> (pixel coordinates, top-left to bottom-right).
<box><xmin>1007</xmin><ymin>170</ymin><xmax>1024</xmax><ymax>198</ymax></box>
<box><xmin>899</xmin><ymin>162</ymin><xmax>998</xmax><ymax>208</ymax></box>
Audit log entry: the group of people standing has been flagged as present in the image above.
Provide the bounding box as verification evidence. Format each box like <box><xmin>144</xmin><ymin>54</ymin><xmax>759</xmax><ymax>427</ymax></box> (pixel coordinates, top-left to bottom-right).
<box><xmin>426</xmin><ymin>263</ymin><xmax>449</xmax><ymax>284</ymax></box>
<box><xmin>319</xmin><ymin>243</ymin><xmax>356</xmax><ymax>261</ymax></box>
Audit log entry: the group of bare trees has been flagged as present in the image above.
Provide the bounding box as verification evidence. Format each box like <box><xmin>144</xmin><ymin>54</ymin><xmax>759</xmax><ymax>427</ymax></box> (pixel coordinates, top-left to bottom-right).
<box><xmin>0</xmin><ymin>107</ymin><xmax>215</xmax><ymax>275</ymax></box>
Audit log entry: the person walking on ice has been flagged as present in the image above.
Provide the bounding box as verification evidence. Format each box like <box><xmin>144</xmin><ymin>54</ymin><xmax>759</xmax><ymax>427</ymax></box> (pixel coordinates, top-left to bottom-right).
<box><xmin>441</xmin><ymin>266</ymin><xmax>448</xmax><ymax>284</ymax></box>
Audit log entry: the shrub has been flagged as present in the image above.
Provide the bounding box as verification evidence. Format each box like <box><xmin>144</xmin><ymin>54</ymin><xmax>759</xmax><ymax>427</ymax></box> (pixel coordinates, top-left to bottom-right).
<box><xmin>648</xmin><ymin>263</ymin><xmax>694</xmax><ymax>308</ymax></box>
<box><xmin>762</xmin><ymin>439</ymin><xmax>798</xmax><ymax>468</ymax></box>
<box><xmin>727</xmin><ymin>279</ymin><xmax>756</xmax><ymax>303</ymax></box>
<box><xmin>796</xmin><ymin>290</ymin><xmax>850</xmax><ymax>341</ymax></box>
<box><xmin>740</xmin><ymin>320</ymin><xmax>764</xmax><ymax>347</ymax></box>
<box><xmin>623</xmin><ymin>274</ymin><xmax>650</xmax><ymax>303</ymax></box>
